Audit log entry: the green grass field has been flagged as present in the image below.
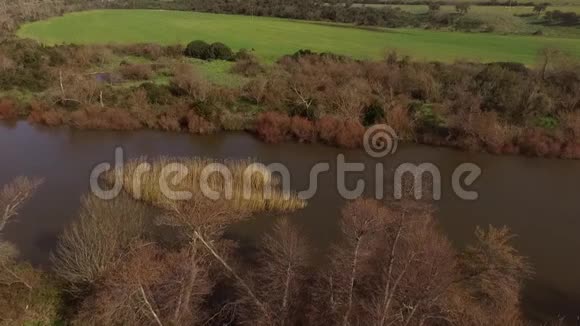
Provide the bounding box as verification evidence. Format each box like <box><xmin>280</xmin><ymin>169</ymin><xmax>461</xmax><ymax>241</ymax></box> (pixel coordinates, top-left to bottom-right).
<box><xmin>17</xmin><ymin>9</ymin><xmax>580</xmax><ymax>64</ymax></box>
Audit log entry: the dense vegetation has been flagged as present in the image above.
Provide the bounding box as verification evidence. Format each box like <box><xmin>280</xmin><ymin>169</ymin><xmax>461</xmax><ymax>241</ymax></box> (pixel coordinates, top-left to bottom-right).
<box><xmin>0</xmin><ymin>39</ymin><xmax>579</xmax><ymax>158</ymax></box>
<box><xmin>0</xmin><ymin>174</ymin><xmax>534</xmax><ymax>325</ymax></box>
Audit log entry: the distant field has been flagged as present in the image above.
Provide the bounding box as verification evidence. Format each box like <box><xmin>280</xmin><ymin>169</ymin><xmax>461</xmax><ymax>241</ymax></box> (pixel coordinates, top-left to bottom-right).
<box><xmin>390</xmin><ymin>4</ymin><xmax>580</xmax><ymax>36</ymax></box>
<box><xmin>390</xmin><ymin>4</ymin><xmax>580</xmax><ymax>14</ymax></box>
<box><xmin>17</xmin><ymin>9</ymin><xmax>580</xmax><ymax>64</ymax></box>
<box><xmin>362</xmin><ymin>0</ymin><xmax>580</xmax><ymax>4</ymax></box>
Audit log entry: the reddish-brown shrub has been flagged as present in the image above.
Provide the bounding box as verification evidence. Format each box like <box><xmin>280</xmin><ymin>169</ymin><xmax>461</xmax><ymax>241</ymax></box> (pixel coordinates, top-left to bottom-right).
<box><xmin>471</xmin><ymin>111</ymin><xmax>508</xmax><ymax>152</ymax></box>
<box><xmin>559</xmin><ymin>111</ymin><xmax>580</xmax><ymax>140</ymax></box>
<box><xmin>0</xmin><ymin>99</ymin><xmax>16</xmax><ymax>120</ymax></box>
<box><xmin>71</xmin><ymin>45</ymin><xmax>113</xmax><ymax>67</ymax></box>
<box><xmin>28</xmin><ymin>109</ymin><xmax>67</xmax><ymax>126</ymax></box>
<box><xmin>290</xmin><ymin>116</ymin><xmax>316</xmax><ymax>143</ymax></box>
<box><xmin>561</xmin><ymin>141</ymin><xmax>580</xmax><ymax>159</ymax></box>
<box><xmin>131</xmin><ymin>108</ymin><xmax>158</xmax><ymax>129</ymax></box>
<box><xmin>316</xmin><ymin>115</ymin><xmax>341</xmax><ymax>145</ymax></box>
<box><xmin>315</xmin><ymin>116</ymin><xmax>365</xmax><ymax>148</ymax></box>
<box><xmin>119</xmin><ymin>64</ymin><xmax>153</xmax><ymax>81</ymax></box>
<box><xmin>27</xmin><ymin>101</ymin><xmax>68</xmax><ymax>126</ymax></box>
<box><xmin>517</xmin><ymin>129</ymin><xmax>563</xmax><ymax>158</ymax></box>
<box><xmin>118</xmin><ymin>43</ymin><xmax>164</xmax><ymax>60</ymax></box>
<box><xmin>104</xmin><ymin>108</ymin><xmax>142</xmax><ymax>130</ymax></box>
<box><xmin>208</xmin><ymin>87</ymin><xmax>240</xmax><ymax>109</ymax></box>
<box><xmin>255</xmin><ymin>112</ymin><xmax>291</xmax><ymax>143</ymax></box>
<box><xmin>385</xmin><ymin>104</ymin><xmax>414</xmax><ymax>139</ymax></box>
<box><xmin>335</xmin><ymin>119</ymin><xmax>365</xmax><ymax>148</ymax></box>
<box><xmin>230</xmin><ymin>56</ymin><xmax>265</xmax><ymax>77</ymax></box>
<box><xmin>243</xmin><ymin>77</ymin><xmax>269</xmax><ymax>104</ymax></box>
<box><xmin>69</xmin><ymin>107</ymin><xmax>141</xmax><ymax>130</ymax></box>
<box><xmin>158</xmin><ymin>115</ymin><xmax>181</xmax><ymax>131</ymax></box>
<box><xmin>170</xmin><ymin>64</ymin><xmax>210</xmax><ymax>103</ymax></box>
<box><xmin>187</xmin><ymin>113</ymin><xmax>216</xmax><ymax>134</ymax></box>
<box><xmin>127</xmin><ymin>88</ymin><xmax>151</xmax><ymax>111</ymax></box>
<box><xmin>455</xmin><ymin>135</ymin><xmax>483</xmax><ymax>152</ymax></box>
<box><xmin>163</xmin><ymin>44</ymin><xmax>185</xmax><ymax>58</ymax></box>
<box><xmin>501</xmin><ymin>142</ymin><xmax>520</xmax><ymax>155</ymax></box>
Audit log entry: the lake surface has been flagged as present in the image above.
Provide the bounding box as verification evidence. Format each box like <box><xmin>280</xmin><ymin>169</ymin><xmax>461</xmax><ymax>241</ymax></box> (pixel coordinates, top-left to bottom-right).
<box><xmin>0</xmin><ymin>121</ymin><xmax>579</xmax><ymax>321</ymax></box>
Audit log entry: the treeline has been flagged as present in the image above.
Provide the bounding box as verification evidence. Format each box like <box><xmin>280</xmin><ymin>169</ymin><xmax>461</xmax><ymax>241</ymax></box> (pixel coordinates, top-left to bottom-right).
<box><xmin>1</xmin><ymin>39</ymin><xmax>579</xmax><ymax>158</ymax></box>
<box><xmin>543</xmin><ymin>10</ymin><xmax>580</xmax><ymax>26</ymax></box>
<box><xmin>17</xmin><ymin>0</ymin><xmax>487</xmax><ymax>31</ymax></box>
<box><xmin>356</xmin><ymin>0</ymin><xmax>549</xmax><ymax>6</ymax></box>
<box><xmin>0</xmin><ymin>176</ymin><xmax>534</xmax><ymax>325</ymax></box>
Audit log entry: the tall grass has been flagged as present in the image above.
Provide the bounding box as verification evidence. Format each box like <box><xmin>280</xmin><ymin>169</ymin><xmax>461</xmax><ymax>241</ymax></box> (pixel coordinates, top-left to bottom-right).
<box><xmin>105</xmin><ymin>157</ymin><xmax>306</xmax><ymax>213</ymax></box>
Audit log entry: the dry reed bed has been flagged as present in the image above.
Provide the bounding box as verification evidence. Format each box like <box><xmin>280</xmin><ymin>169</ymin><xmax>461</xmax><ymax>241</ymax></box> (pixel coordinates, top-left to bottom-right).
<box><xmin>104</xmin><ymin>157</ymin><xmax>306</xmax><ymax>213</ymax></box>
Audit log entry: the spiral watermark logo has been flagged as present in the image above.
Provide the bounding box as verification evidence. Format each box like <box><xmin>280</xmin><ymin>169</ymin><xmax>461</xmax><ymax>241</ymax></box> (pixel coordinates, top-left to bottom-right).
<box><xmin>364</xmin><ymin>124</ymin><xmax>398</xmax><ymax>158</ymax></box>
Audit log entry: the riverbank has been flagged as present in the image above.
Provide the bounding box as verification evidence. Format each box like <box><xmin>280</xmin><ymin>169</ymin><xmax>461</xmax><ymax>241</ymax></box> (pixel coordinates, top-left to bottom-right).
<box><xmin>3</xmin><ymin>110</ymin><xmax>580</xmax><ymax>160</ymax></box>
<box><xmin>0</xmin><ymin>40</ymin><xmax>579</xmax><ymax>160</ymax></box>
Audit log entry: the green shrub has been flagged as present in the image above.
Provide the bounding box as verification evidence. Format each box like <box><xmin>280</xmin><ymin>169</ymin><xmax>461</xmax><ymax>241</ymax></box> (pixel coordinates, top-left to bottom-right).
<box><xmin>207</xmin><ymin>42</ymin><xmax>234</xmax><ymax>61</ymax></box>
<box><xmin>184</xmin><ymin>40</ymin><xmax>210</xmax><ymax>59</ymax></box>
<box><xmin>412</xmin><ymin>102</ymin><xmax>444</xmax><ymax>129</ymax></box>
<box><xmin>139</xmin><ymin>82</ymin><xmax>173</xmax><ymax>105</ymax></box>
<box><xmin>535</xmin><ymin>116</ymin><xmax>559</xmax><ymax>130</ymax></box>
<box><xmin>362</xmin><ymin>102</ymin><xmax>385</xmax><ymax>126</ymax></box>
<box><xmin>184</xmin><ymin>40</ymin><xmax>234</xmax><ymax>61</ymax></box>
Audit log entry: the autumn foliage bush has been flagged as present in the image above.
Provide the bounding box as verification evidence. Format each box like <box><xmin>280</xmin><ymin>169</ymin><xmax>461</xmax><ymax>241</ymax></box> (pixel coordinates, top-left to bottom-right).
<box><xmin>0</xmin><ymin>99</ymin><xmax>16</xmax><ymax>120</ymax></box>
<box><xmin>69</xmin><ymin>106</ymin><xmax>142</xmax><ymax>130</ymax></box>
<box><xmin>231</xmin><ymin>54</ymin><xmax>265</xmax><ymax>77</ymax></box>
<box><xmin>27</xmin><ymin>102</ymin><xmax>68</xmax><ymax>126</ymax></box>
<box><xmin>517</xmin><ymin>128</ymin><xmax>564</xmax><ymax>158</ymax></box>
<box><xmin>255</xmin><ymin>112</ymin><xmax>366</xmax><ymax>148</ymax></box>
<box><xmin>289</xmin><ymin>116</ymin><xmax>316</xmax><ymax>143</ymax></box>
<box><xmin>255</xmin><ymin>111</ymin><xmax>291</xmax><ymax>143</ymax></box>
<box><xmin>335</xmin><ymin>118</ymin><xmax>366</xmax><ymax>148</ymax></box>
<box><xmin>118</xmin><ymin>64</ymin><xmax>153</xmax><ymax>81</ymax></box>
<box><xmin>316</xmin><ymin>115</ymin><xmax>341</xmax><ymax>145</ymax></box>
<box><xmin>186</xmin><ymin>112</ymin><xmax>216</xmax><ymax>134</ymax></box>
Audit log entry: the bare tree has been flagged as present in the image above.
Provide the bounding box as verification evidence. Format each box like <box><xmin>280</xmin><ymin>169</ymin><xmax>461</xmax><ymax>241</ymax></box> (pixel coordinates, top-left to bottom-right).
<box><xmin>364</xmin><ymin>200</ymin><xmax>457</xmax><ymax>326</ymax></box>
<box><xmin>75</xmin><ymin>243</ymin><xmax>212</xmax><ymax>325</ymax></box>
<box><xmin>51</xmin><ymin>194</ymin><xmax>147</xmax><ymax>295</ymax></box>
<box><xmin>0</xmin><ymin>176</ymin><xmax>43</xmax><ymax>232</ymax></box>
<box><xmin>0</xmin><ymin>176</ymin><xmax>43</xmax><ymax>289</ymax></box>
<box><xmin>0</xmin><ymin>177</ymin><xmax>60</xmax><ymax>325</ymax></box>
<box><xmin>312</xmin><ymin>199</ymin><xmax>387</xmax><ymax>325</ymax></box>
<box><xmin>243</xmin><ymin>217</ymin><xmax>310</xmax><ymax>325</ymax></box>
<box><xmin>453</xmin><ymin>225</ymin><xmax>532</xmax><ymax>325</ymax></box>
<box><xmin>159</xmin><ymin>196</ymin><xmax>270</xmax><ymax>319</ymax></box>
<box><xmin>313</xmin><ymin>198</ymin><xmax>461</xmax><ymax>326</ymax></box>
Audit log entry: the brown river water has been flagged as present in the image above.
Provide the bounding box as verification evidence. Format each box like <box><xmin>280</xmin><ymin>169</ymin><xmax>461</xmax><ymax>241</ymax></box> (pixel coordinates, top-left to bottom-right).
<box><xmin>0</xmin><ymin>121</ymin><xmax>579</xmax><ymax>322</ymax></box>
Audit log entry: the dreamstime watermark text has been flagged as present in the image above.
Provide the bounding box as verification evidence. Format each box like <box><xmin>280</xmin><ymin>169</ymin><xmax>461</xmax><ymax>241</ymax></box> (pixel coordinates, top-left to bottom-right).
<box><xmin>90</xmin><ymin>125</ymin><xmax>482</xmax><ymax>202</ymax></box>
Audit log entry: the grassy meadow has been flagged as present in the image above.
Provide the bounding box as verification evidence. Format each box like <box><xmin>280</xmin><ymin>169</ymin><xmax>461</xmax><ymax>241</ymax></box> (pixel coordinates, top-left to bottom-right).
<box><xmin>17</xmin><ymin>9</ymin><xmax>580</xmax><ymax>64</ymax></box>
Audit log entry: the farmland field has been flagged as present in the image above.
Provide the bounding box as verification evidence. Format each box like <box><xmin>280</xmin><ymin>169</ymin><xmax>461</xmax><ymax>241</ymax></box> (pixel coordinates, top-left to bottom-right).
<box><xmin>17</xmin><ymin>9</ymin><xmax>580</xmax><ymax>64</ymax></box>
<box><xmin>359</xmin><ymin>4</ymin><xmax>580</xmax><ymax>37</ymax></box>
